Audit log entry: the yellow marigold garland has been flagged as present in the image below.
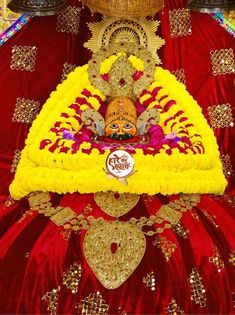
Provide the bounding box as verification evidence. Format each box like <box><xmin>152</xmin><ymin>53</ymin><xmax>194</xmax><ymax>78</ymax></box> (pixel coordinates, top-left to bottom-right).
<box><xmin>9</xmin><ymin>57</ymin><xmax>227</xmax><ymax>200</ymax></box>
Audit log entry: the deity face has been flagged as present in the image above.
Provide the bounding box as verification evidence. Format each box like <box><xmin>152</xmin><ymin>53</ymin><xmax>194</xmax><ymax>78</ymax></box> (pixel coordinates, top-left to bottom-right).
<box><xmin>105</xmin><ymin>97</ymin><xmax>137</xmax><ymax>140</ymax></box>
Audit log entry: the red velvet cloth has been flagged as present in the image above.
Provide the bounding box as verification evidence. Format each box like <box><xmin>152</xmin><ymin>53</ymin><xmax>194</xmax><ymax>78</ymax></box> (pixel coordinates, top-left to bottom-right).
<box><xmin>0</xmin><ymin>0</ymin><xmax>235</xmax><ymax>313</ymax></box>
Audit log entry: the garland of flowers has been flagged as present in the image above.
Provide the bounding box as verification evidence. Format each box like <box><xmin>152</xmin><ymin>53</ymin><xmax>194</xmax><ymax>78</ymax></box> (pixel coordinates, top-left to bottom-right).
<box><xmin>10</xmin><ymin>54</ymin><xmax>227</xmax><ymax>199</ymax></box>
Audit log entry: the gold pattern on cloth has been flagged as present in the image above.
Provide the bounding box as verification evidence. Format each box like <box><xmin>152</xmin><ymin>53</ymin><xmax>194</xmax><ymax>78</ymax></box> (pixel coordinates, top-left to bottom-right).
<box><xmin>220</xmin><ymin>154</ymin><xmax>233</xmax><ymax>177</ymax></box>
<box><xmin>210</xmin><ymin>48</ymin><xmax>235</xmax><ymax>76</ymax></box>
<box><xmin>4</xmin><ymin>195</ymin><xmax>15</xmax><ymax>207</ymax></box>
<box><xmin>56</xmin><ymin>6</ymin><xmax>81</xmax><ymax>35</ymax></box>
<box><xmin>165</xmin><ymin>298</ymin><xmax>185</xmax><ymax>315</ymax></box>
<box><xmin>12</xmin><ymin>97</ymin><xmax>40</xmax><ymax>123</ymax></box>
<box><xmin>83</xmin><ymin>220</ymin><xmax>146</xmax><ymax>289</ymax></box>
<box><xmin>10</xmin><ymin>149</ymin><xmax>21</xmax><ymax>173</ymax></box>
<box><xmin>172</xmin><ymin>221</ymin><xmax>189</xmax><ymax>239</ymax></box>
<box><xmin>42</xmin><ymin>287</ymin><xmax>60</xmax><ymax>315</ymax></box>
<box><xmin>0</xmin><ymin>0</ymin><xmax>20</xmax><ymax>32</ymax></box>
<box><xmin>143</xmin><ymin>271</ymin><xmax>156</xmax><ymax>291</ymax></box>
<box><xmin>208</xmin><ymin>103</ymin><xmax>234</xmax><ymax>128</ymax></box>
<box><xmin>209</xmin><ymin>245</ymin><xmax>225</xmax><ymax>272</ymax></box>
<box><xmin>94</xmin><ymin>192</ymin><xmax>140</xmax><ymax>217</ymax></box>
<box><xmin>17</xmin><ymin>208</ymin><xmax>35</xmax><ymax>223</ymax></box>
<box><xmin>84</xmin><ymin>17</ymin><xmax>165</xmax><ymax>63</ymax></box>
<box><xmin>172</xmin><ymin>68</ymin><xmax>186</xmax><ymax>85</ymax></box>
<box><xmin>153</xmin><ymin>237</ymin><xmax>177</xmax><ymax>261</ymax></box>
<box><xmin>61</xmin><ymin>62</ymin><xmax>77</xmax><ymax>82</ymax></box>
<box><xmin>169</xmin><ymin>9</ymin><xmax>192</xmax><ymax>38</ymax></box>
<box><xmin>62</xmin><ymin>262</ymin><xmax>82</xmax><ymax>294</ymax></box>
<box><xmin>202</xmin><ymin>210</ymin><xmax>218</xmax><ymax>228</ymax></box>
<box><xmin>189</xmin><ymin>269</ymin><xmax>207</xmax><ymax>308</ymax></box>
<box><xmin>88</xmin><ymin>43</ymin><xmax>155</xmax><ymax>99</ymax></box>
<box><xmin>11</xmin><ymin>45</ymin><xmax>37</xmax><ymax>72</ymax></box>
<box><xmin>76</xmin><ymin>291</ymin><xmax>109</xmax><ymax>315</ymax></box>
<box><xmin>229</xmin><ymin>250</ymin><xmax>235</xmax><ymax>266</ymax></box>
<box><xmin>213</xmin><ymin>194</ymin><xmax>235</xmax><ymax>207</ymax></box>
<box><xmin>61</xmin><ymin>229</ymin><xmax>72</xmax><ymax>241</ymax></box>
<box><xmin>83</xmin><ymin>203</ymin><xmax>93</xmax><ymax>214</ymax></box>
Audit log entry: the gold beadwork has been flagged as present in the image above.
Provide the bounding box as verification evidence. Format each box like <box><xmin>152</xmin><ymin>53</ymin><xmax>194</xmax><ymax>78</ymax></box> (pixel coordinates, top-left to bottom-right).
<box><xmin>12</xmin><ymin>97</ymin><xmax>40</xmax><ymax>124</ymax></box>
<box><xmin>165</xmin><ymin>298</ymin><xmax>185</xmax><ymax>315</ymax></box>
<box><xmin>153</xmin><ymin>237</ymin><xmax>177</xmax><ymax>261</ymax></box>
<box><xmin>57</xmin><ymin>6</ymin><xmax>81</xmax><ymax>35</ymax></box>
<box><xmin>83</xmin><ymin>221</ymin><xmax>146</xmax><ymax>289</ymax></box>
<box><xmin>209</xmin><ymin>245</ymin><xmax>225</xmax><ymax>273</ymax></box>
<box><xmin>84</xmin><ymin>17</ymin><xmax>165</xmax><ymax>63</ymax></box>
<box><xmin>189</xmin><ymin>269</ymin><xmax>207</xmax><ymax>308</ymax></box>
<box><xmin>229</xmin><ymin>250</ymin><xmax>235</xmax><ymax>266</ymax></box>
<box><xmin>143</xmin><ymin>271</ymin><xmax>156</xmax><ymax>291</ymax></box>
<box><xmin>169</xmin><ymin>9</ymin><xmax>192</xmax><ymax>38</ymax></box>
<box><xmin>10</xmin><ymin>150</ymin><xmax>21</xmax><ymax>173</ymax></box>
<box><xmin>4</xmin><ymin>195</ymin><xmax>15</xmax><ymax>207</ymax></box>
<box><xmin>17</xmin><ymin>208</ymin><xmax>35</xmax><ymax>223</ymax></box>
<box><xmin>220</xmin><ymin>154</ymin><xmax>233</xmax><ymax>177</ymax></box>
<box><xmin>94</xmin><ymin>192</ymin><xmax>140</xmax><ymax>217</ymax></box>
<box><xmin>61</xmin><ymin>62</ymin><xmax>77</xmax><ymax>82</ymax></box>
<box><xmin>62</xmin><ymin>262</ymin><xmax>82</xmax><ymax>294</ymax></box>
<box><xmin>172</xmin><ymin>68</ymin><xmax>186</xmax><ymax>85</ymax></box>
<box><xmin>208</xmin><ymin>103</ymin><xmax>234</xmax><ymax>128</ymax></box>
<box><xmin>76</xmin><ymin>291</ymin><xmax>109</xmax><ymax>315</ymax></box>
<box><xmin>11</xmin><ymin>45</ymin><xmax>37</xmax><ymax>71</ymax></box>
<box><xmin>210</xmin><ymin>48</ymin><xmax>235</xmax><ymax>76</ymax></box>
<box><xmin>172</xmin><ymin>221</ymin><xmax>189</xmax><ymax>239</ymax></box>
<box><xmin>42</xmin><ymin>287</ymin><xmax>60</xmax><ymax>315</ymax></box>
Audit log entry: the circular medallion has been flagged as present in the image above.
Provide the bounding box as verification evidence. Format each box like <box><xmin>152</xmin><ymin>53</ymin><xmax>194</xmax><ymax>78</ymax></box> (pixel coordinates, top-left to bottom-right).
<box><xmin>106</xmin><ymin>149</ymin><xmax>134</xmax><ymax>179</ymax></box>
<box><xmin>94</xmin><ymin>191</ymin><xmax>140</xmax><ymax>217</ymax></box>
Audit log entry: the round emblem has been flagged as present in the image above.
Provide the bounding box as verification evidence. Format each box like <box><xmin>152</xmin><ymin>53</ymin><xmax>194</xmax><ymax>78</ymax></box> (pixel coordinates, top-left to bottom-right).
<box><xmin>106</xmin><ymin>149</ymin><xmax>134</xmax><ymax>178</ymax></box>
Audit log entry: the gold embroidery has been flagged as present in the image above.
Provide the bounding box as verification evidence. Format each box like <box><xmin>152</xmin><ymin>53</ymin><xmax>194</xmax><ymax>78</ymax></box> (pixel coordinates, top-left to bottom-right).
<box><xmin>220</xmin><ymin>154</ymin><xmax>233</xmax><ymax>177</ymax></box>
<box><xmin>42</xmin><ymin>287</ymin><xmax>60</xmax><ymax>315</ymax></box>
<box><xmin>229</xmin><ymin>250</ymin><xmax>235</xmax><ymax>266</ymax></box>
<box><xmin>209</xmin><ymin>245</ymin><xmax>225</xmax><ymax>272</ymax></box>
<box><xmin>165</xmin><ymin>298</ymin><xmax>185</xmax><ymax>315</ymax></box>
<box><xmin>61</xmin><ymin>229</ymin><xmax>72</xmax><ymax>241</ymax></box>
<box><xmin>210</xmin><ymin>48</ymin><xmax>235</xmax><ymax>76</ymax></box>
<box><xmin>50</xmin><ymin>207</ymin><xmax>76</xmax><ymax>226</ymax></box>
<box><xmin>62</xmin><ymin>262</ymin><xmax>82</xmax><ymax>294</ymax></box>
<box><xmin>143</xmin><ymin>271</ymin><xmax>156</xmax><ymax>291</ymax></box>
<box><xmin>84</xmin><ymin>220</ymin><xmax>146</xmax><ymax>289</ymax></box>
<box><xmin>61</xmin><ymin>62</ymin><xmax>77</xmax><ymax>82</ymax></box>
<box><xmin>172</xmin><ymin>221</ymin><xmax>189</xmax><ymax>239</ymax></box>
<box><xmin>84</xmin><ymin>17</ymin><xmax>165</xmax><ymax>63</ymax></box>
<box><xmin>28</xmin><ymin>192</ymin><xmax>51</xmax><ymax>208</ymax></box>
<box><xmin>169</xmin><ymin>9</ymin><xmax>192</xmax><ymax>38</ymax></box>
<box><xmin>17</xmin><ymin>208</ymin><xmax>35</xmax><ymax>223</ymax></box>
<box><xmin>202</xmin><ymin>210</ymin><xmax>218</xmax><ymax>228</ymax></box>
<box><xmin>190</xmin><ymin>209</ymin><xmax>200</xmax><ymax>221</ymax></box>
<box><xmin>10</xmin><ymin>150</ymin><xmax>21</xmax><ymax>173</ymax></box>
<box><xmin>208</xmin><ymin>103</ymin><xmax>234</xmax><ymax>128</ymax></box>
<box><xmin>153</xmin><ymin>237</ymin><xmax>177</xmax><ymax>261</ymax></box>
<box><xmin>57</xmin><ymin>6</ymin><xmax>81</xmax><ymax>35</ymax></box>
<box><xmin>83</xmin><ymin>203</ymin><xmax>93</xmax><ymax>214</ymax></box>
<box><xmin>12</xmin><ymin>97</ymin><xmax>40</xmax><ymax>124</ymax></box>
<box><xmin>157</xmin><ymin>205</ymin><xmax>182</xmax><ymax>225</ymax></box>
<box><xmin>4</xmin><ymin>195</ymin><xmax>15</xmax><ymax>207</ymax></box>
<box><xmin>94</xmin><ymin>192</ymin><xmax>140</xmax><ymax>217</ymax></box>
<box><xmin>172</xmin><ymin>68</ymin><xmax>186</xmax><ymax>85</ymax></box>
<box><xmin>76</xmin><ymin>291</ymin><xmax>109</xmax><ymax>315</ymax></box>
<box><xmin>189</xmin><ymin>269</ymin><xmax>206</xmax><ymax>308</ymax></box>
<box><xmin>11</xmin><ymin>45</ymin><xmax>37</xmax><ymax>72</ymax></box>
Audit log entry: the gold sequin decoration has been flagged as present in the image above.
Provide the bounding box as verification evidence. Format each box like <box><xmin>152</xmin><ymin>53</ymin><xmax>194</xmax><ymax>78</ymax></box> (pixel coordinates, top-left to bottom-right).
<box><xmin>169</xmin><ymin>9</ymin><xmax>192</xmax><ymax>38</ymax></box>
<box><xmin>61</xmin><ymin>62</ymin><xmax>77</xmax><ymax>82</ymax></box>
<box><xmin>42</xmin><ymin>287</ymin><xmax>60</xmax><ymax>315</ymax></box>
<box><xmin>10</xmin><ymin>150</ymin><xmax>21</xmax><ymax>173</ymax></box>
<box><xmin>229</xmin><ymin>250</ymin><xmax>235</xmax><ymax>266</ymax></box>
<box><xmin>208</xmin><ymin>103</ymin><xmax>234</xmax><ymax>128</ymax></box>
<box><xmin>11</xmin><ymin>45</ymin><xmax>37</xmax><ymax>72</ymax></box>
<box><xmin>17</xmin><ymin>208</ymin><xmax>35</xmax><ymax>223</ymax></box>
<box><xmin>94</xmin><ymin>192</ymin><xmax>140</xmax><ymax>217</ymax></box>
<box><xmin>220</xmin><ymin>154</ymin><xmax>233</xmax><ymax>177</ymax></box>
<box><xmin>153</xmin><ymin>237</ymin><xmax>177</xmax><ymax>261</ymax></box>
<box><xmin>62</xmin><ymin>262</ymin><xmax>82</xmax><ymax>294</ymax></box>
<box><xmin>76</xmin><ymin>291</ymin><xmax>109</xmax><ymax>315</ymax></box>
<box><xmin>210</xmin><ymin>48</ymin><xmax>235</xmax><ymax>76</ymax></box>
<box><xmin>83</xmin><ymin>220</ymin><xmax>146</xmax><ymax>289</ymax></box>
<box><xmin>4</xmin><ymin>195</ymin><xmax>15</xmax><ymax>207</ymax></box>
<box><xmin>165</xmin><ymin>298</ymin><xmax>185</xmax><ymax>315</ymax></box>
<box><xmin>209</xmin><ymin>245</ymin><xmax>225</xmax><ymax>273</ymax></box>
<box><xmin>57</xmin><ymin>6</ymin><xmax>81</xmax><ymax>35</ymax></box>
<box><xmin>143</xmin><ymin>271</ymin><xmax>156</xmax><ymax>291</ymax></box>
<box><xmin>172</xmin><ymin>68</ymin><xmax>186</xmax><ymax>85</ymax></box>
<box><xmin>202</xmin><ymin>210</ymin><xmax>218</xmax><ymax>228</ymax></box>
<box><xmin>12</xmin><ymin>97</ymin><xmax>40</xmax><ymax>124</ymax></box>
<box><xmin>172</xmin><ymin>221</ymin><xmax>189</xmax><ymax>239</ymax></box>
<box><xmin>189</xmin><ymin>269</ymin><xmax>207</xmax><ymax>308</ymax></box>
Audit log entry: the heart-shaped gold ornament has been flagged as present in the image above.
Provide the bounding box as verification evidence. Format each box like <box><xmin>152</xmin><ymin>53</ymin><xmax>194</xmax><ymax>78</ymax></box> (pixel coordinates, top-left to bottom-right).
<box><xmin>83</xmin><ymin>220</ymin><xmax>146</xmax><ymax>289</ymax></box>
